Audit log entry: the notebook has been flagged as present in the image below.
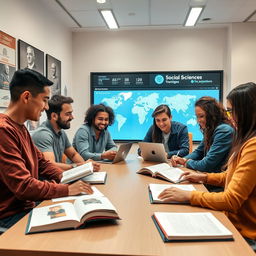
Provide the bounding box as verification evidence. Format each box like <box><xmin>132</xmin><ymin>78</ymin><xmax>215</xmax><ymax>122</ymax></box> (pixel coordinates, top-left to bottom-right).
<box><xmin>99</xmin><ymin>143</ymin><xmax>133</xmax><ymax>164</ymax></box>
<box><xmin>138</xmin><ymin>142</ymin><xmax>169</xmax><ymax>163</ymax></box>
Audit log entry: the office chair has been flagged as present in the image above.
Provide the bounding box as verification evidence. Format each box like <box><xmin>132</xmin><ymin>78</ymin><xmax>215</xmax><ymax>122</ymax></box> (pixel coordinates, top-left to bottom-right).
<box><xmin>188</xmin><ymin>132</ymin><xmax>193</xmax><ymax>153</ymax></box>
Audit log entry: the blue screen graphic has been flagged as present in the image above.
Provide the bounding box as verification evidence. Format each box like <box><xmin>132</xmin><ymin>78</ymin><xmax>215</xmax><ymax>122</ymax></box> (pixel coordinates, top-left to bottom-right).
<box><xmin>94</xmin><ymin>89</ymin><xmax>219</xmax><ymax>141</ymax></box>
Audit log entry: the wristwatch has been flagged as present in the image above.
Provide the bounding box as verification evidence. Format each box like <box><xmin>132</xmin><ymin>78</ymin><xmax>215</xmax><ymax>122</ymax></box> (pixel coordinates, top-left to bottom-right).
<box><xmin>71</xmin><ymin>163</ymin><xmax>77</xmax><ymax>168</ymax></box>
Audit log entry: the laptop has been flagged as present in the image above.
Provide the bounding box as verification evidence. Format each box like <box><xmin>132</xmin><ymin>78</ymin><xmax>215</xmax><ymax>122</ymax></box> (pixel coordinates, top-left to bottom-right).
<box><xmin>138</xmin><ymin>142</ymin><xmax>169</xmax><ymax>163</ymax></box>
<box><xmin>98</xmin><ymin>143</ymin><xmax>133</xmax><ymax>164</ymax></box>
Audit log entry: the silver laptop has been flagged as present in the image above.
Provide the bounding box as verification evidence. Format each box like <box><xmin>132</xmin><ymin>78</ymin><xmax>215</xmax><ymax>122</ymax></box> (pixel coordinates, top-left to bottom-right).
<box><xmin>99</xmin><ymin>143</ymin><xmax>133</xmax><ymax>164</ymax></box>
<box><xmin>138</xmin><ymin>142</ymin><xmax>169</xmax><ymax>163</ymax></box>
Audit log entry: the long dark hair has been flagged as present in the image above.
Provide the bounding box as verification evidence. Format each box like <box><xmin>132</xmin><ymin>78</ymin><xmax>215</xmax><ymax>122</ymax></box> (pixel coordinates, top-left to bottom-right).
<box><xmin>152</xmin><ymin>104</ymin><xmax>171</xmax><ymax>142</ymax></box>
<box><xmin>227</xmin><ymin>82</ymin><xmax>256</xmax><ymax>163</ymax></box>
<box><xmin>195</xmin><ymin>97</ymin><xmax>230</xmax><ymax>152</ymax></box>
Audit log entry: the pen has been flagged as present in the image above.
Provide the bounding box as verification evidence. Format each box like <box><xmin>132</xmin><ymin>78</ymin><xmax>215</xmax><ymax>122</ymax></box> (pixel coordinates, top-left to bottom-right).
<box><xmin>174</xmin><ymin>150</ymin><xmax>180</xmax><ymax>158</ymax></box>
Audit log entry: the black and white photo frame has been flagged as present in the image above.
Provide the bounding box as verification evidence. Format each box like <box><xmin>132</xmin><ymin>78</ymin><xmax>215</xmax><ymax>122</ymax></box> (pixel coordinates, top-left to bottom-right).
<box><xmin>18</xmin><ymin>40</ymin><xmax>44</xmax><ymax>74</ymax></box>
<box><xmin>46</xmin><ymin>54</ymin><xmax>61</xmax><ymax>95</ymax></box>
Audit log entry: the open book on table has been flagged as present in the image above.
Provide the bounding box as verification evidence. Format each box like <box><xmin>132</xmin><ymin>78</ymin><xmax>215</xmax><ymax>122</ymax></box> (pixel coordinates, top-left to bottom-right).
<box><xmin>61</xmin><ymin>162</ymin><xmax>93</xmax><ymax>184</ymax></box>
<box><xmin>82</xmin><ymin>172</ymin><xmax>107</xmax><ymax>184</ymax></box>
<box><xmin>26</xmin><ymin>194</ymin><xmax>120</xmax><ymax>234</ymax></box>
<box><xmin>152</xmin><ymin>212</ymin><xmax>233</xmax><ymax>242</ymax></box>
<box><xmin>148</xmin><ymin>183</ymin><xmax>196</xmax><ymax>204</ymax></box>
<box><xmin>137</xmin><ymin>163</ymin><xmax>184</xmax><ymax>183</ymax></box>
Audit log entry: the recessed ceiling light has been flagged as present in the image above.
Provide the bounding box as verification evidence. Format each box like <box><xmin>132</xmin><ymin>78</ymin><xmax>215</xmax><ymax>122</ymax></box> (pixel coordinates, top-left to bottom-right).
<box><xmin>99</xmin><ymin>9</ymin><xmax>119</xmax><ymax>29</ymax></box>
<box><xmin>97</xmin><ymin>0</ymin><xmax>106</xmax><ymax>4</ymax></box>
<box><xmin>184</xmin><ymin>6</ymin><xmax>204</xmax><ymax>27</ymax></box>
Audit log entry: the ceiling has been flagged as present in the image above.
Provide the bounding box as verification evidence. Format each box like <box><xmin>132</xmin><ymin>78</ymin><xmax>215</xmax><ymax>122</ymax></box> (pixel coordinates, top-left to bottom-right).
<box><xmin>41</xmin><ymin>0</ymin><xmax>256</xmax><ymax>31</ymax></box>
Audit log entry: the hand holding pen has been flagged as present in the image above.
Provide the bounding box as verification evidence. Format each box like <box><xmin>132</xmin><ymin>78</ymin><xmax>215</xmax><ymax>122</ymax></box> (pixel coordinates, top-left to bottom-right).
<box><xmin>170</xmin><ymin>151</ymin><xmax>187</xmax><ymax>166</ymax></box>
<box><xmin>175</xmin><ymin>150</ymin><xmax>180</xmax><ymax>158</ymax></box>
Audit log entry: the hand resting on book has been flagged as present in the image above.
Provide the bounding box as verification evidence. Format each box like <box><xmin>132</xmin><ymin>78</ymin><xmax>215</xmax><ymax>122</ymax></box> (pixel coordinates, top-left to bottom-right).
<box><xmin>68</xmin><ymin>180</ymin><xmax>93</xmax><ymax>196</ymax></box>
<box><xmin>158</xmin><ymin>171</ymin><xmax>208</xmax><ymax>203</ymax></box>
<box><xmin>158</xmin><ymin>187</ymin><xmax>192</xmax><ymax>203</ymax></box>
<box><xmin>179</xmin><ymin>171</ymin><xmax>208</xmax><ymax>183</ymax></box>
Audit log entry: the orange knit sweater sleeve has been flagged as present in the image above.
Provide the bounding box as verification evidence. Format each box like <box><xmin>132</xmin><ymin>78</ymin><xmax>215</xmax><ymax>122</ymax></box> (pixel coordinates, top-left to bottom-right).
<box><xmin>190</xmin><ymin>137</ymin><xmax>256</xmax><ymax>212</ymax></box>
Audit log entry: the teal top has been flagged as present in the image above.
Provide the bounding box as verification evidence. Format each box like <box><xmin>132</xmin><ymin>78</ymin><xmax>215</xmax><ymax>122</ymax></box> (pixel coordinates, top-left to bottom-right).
<box><xmin>73</xmin><ymin>124</ymin><xmax>117</xmax><ymax>161</ymax></box>
<box><xmin>185</xmin><ymin>123</ymin><xmax>234</xmax><ymax>173</ymax></box>
<box><xmin>32</xmin><ymin>120</ymin><xmax>71</xmax><ymax>163</ymax></box>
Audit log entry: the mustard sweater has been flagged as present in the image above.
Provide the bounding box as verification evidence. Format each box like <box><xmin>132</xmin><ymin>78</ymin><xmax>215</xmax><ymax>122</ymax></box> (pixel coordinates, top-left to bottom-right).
<box><xmin>191</xmin><ymin>137</ymin><xmax>256</xmax><ymax>239</ymax></box>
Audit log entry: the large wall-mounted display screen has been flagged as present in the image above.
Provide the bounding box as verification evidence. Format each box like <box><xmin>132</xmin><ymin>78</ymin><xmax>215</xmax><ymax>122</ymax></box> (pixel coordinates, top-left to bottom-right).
<box><xmin>91</xmin><ymin>71</ymin><xmax>223</xmax><ymax>142</ymax></box>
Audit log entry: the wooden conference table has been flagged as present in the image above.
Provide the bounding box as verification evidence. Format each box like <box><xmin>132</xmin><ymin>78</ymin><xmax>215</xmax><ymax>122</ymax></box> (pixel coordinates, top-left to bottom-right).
<box><xmin>0</xmin><ymin>155</ymin><xmax>254</xmax><ymax>256</ymax></box>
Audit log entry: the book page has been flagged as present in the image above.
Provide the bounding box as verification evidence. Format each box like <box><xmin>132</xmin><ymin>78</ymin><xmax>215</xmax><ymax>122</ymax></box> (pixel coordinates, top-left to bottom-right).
<box><xmin>52</xmin><ymin>186</ymin><xmax>104</xmax><ymax>202</ymax></box>
<box><xmin>149</xmin><ymin>184</ymin><xmax>195</xmax><ymax>202</ymax></box>
<box><xmin>82</xmin><ymin>172</ymin><xmax>107</xmax><ymax>183</ymax></box>
<box><xmin>140</xmin><ymin>163</ymin><xmax>171</xmax><ymax>174</ymax></box>
<box><xmin>74</xmin><ymin>195</ymin><xmax>117</xmax><ymax>221</ymax></box>
<box><xmin>154</xmin><ymin>212</ymin><xmax>232</xmax><ymax>238</ymax></box>
<box><xmin>157</xmin><ymin>167</ymin><xmax>183</xmax><ymax>183</ymax></box>
<box><xmin>61</xmin><ymin>162</ymin><xmax>93</xmax><ymax>184</ymax></box>
<box><xmin>28</xmin><ymin>202</ymin><xmax>79</xmax><ymax>231</ymax></box>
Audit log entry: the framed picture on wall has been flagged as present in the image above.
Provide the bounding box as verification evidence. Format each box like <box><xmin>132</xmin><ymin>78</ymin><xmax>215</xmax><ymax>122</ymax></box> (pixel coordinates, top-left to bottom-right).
<box><xmin>18</xmin><ymin>40</ymin><xmax>44</xmax><ymax>132</ymax></box>
<box><xmin>0</xmin><ymin>31</ymin><xmax>16</xmax><ymax>107</ymax></box>
<box><xmin>46</xmin><ymin>54</ymin><xmax>61</xmax><ymax>96</ymax></box>
<box><xmin>18</xmin><ymin>39</ymin><xmax>44</xmax><ymax>74</ymax></box>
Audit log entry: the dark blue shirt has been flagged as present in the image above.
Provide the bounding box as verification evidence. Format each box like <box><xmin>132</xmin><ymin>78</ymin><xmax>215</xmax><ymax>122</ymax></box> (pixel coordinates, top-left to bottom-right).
<box><xmin>140</xmin><ymin>121</ymin><xmax>189</xmax><ymax>158</ymax></box>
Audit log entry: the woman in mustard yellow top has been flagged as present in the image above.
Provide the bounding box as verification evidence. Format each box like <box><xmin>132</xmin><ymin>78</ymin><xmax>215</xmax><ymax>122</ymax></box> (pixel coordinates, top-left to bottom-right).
<box><xmin>159</xmin><ymin>82</ymin><xmax>256</xmax><ymax>248</ymax></box>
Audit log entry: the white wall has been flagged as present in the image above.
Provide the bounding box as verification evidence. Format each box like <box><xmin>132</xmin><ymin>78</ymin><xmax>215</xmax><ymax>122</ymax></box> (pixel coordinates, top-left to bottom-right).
<box><xmin>72</xmin><ymin>28</ymin><xmax>228</xmax><ymax>138</ymax></box>
<box><xmin>230</xmin><ymin>22</ymin><xmax>256</xmax><ymax>88</ymax></box>
<box><xmin>0</xmin><ymin>0</ymin><xmax>73</xmax><ymax>130</ymax></box>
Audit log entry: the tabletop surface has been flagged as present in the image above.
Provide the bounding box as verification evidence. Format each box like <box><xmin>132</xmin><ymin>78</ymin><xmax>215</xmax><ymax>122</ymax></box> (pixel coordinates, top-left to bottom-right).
<box><xmin>0</xmin><ymin>155</ymin><xmax>254</xmax><ymax>256</ymax></box>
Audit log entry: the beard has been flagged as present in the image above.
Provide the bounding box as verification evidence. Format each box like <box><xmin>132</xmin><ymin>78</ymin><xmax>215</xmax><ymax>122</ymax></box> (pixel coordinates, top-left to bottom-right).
<box><xmin>93</xmin><ymin>123</ymin><xmax>108</xmax><ymax>131</ymax></box>
<box><xmin>56</xmin><ymin>116</ymin><xmax>71</xmax><ymax>130</ymax></box>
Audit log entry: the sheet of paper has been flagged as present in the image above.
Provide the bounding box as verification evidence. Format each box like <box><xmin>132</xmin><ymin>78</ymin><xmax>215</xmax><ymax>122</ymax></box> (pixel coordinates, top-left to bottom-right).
<box><xmin>154</xmin><ymin>212</ymin><xmax>233</xmax><ymax>237</ymax></box>
<box><xmin>52</xmin><ymin>186</ymin><xmax>104</xmax><ymax>202</ymax></box>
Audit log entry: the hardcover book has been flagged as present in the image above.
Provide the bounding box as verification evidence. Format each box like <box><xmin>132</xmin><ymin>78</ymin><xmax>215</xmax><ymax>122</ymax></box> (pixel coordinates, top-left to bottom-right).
<box><xmin>26</xmin><ymin>194</ymin><xmax>120</xmax><ymax>234</ymax></box>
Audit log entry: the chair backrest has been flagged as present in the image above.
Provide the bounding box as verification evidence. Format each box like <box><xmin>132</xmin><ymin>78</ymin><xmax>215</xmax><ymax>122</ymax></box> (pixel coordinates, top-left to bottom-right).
<box><xmin>188</xmin><ymin>132</ymin><xmax>193</xmax><ymax>153</ymax></box>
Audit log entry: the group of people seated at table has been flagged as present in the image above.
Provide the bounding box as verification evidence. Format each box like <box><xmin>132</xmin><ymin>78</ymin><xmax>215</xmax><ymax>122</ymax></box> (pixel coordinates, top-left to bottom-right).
<box><xmin>0</xmin><ymin>68</ymin><xmax>255</xmax><ymax>250</ymax></box>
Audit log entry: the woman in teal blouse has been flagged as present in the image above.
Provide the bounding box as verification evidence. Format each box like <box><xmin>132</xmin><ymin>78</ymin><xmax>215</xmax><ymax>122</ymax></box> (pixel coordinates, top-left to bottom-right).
<box><xmin>171</xmin><ymin>96</ymin><xmax>234</xmax><ymax>173</ymax></box>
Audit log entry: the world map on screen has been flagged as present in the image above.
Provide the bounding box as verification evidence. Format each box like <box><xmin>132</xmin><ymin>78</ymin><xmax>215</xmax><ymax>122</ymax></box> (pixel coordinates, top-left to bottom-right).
<box><xmin>94</xmin><ymin>89</ymin><xmax>219</xmax><ymax>141</ymax></box>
